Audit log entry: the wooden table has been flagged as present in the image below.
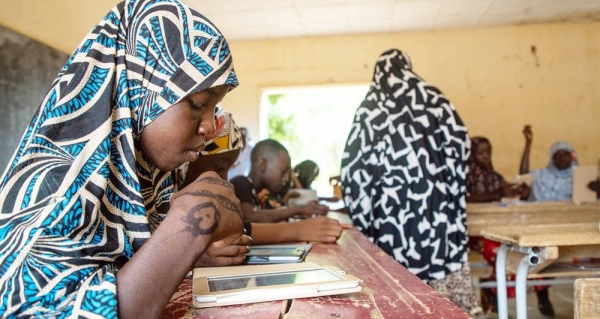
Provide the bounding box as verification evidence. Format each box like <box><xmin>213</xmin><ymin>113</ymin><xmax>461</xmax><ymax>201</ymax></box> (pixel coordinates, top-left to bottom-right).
<box><xmin>481</xmin><ymin>222</ymin><xmax>600</xmax><ymax>319</ymax></box>
<box><xmin>161</xmin><ymin>228</ymin><xmax>470</xmax><ymax>318</ymax></box>
<box><xmin>467</xmin><ymin>201</ymin><xmax>600</xmax><ymax>237</ymax></box>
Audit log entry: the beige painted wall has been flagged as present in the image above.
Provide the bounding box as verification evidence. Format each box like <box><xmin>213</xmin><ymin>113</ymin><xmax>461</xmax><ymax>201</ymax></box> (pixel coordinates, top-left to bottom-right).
<box><xmin>1</xmin><ymin>1</ymin><xmax>598</xmax><ymax>179</ymax></box>
<box><xmin>225</xmin><ymin>23</ymin><xmax>600</xmax><ymax>180</ymax></box>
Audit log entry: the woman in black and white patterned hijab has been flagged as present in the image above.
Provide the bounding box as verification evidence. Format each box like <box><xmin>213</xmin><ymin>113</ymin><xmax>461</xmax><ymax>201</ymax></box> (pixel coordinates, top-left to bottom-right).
<box><xmin>341</xmin><ymin>49</ymin><xmax>482</xmax><ymax>314</ymax></box>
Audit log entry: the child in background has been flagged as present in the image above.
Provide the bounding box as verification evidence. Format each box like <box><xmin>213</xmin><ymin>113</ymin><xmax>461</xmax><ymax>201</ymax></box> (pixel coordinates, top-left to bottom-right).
<box><xmin>293</xmin><ymin>160</ymin><xmax>320</xmax><ymax>189</ymax></box>
<box><xmin>230</xmin><ymin>139</ymin><xmax>329</xmax><ymax>223</ymax></box>
<box><xmin>466</xmin><ymin>136</ymin><xmax>530</xmax><ymax>202</ymax></box>
<box><xmin>467</xmin><ymin>135</ymin><xmax>552</xmax><ymax>317</ymax></box>
<box><xmin>520</xmin><ymin>125</ymin><xmax>577</xmax><ymax>201</ymax></box>
<box><xmin>180</xmin><ymin>110</ymin><xmax>342</xmax><ymax>251</ymax></box>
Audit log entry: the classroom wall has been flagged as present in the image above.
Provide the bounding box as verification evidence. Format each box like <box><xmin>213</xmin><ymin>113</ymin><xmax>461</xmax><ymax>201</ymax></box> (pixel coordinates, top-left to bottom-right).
<box><xmin>224</xmin><ymin>22</ymin><xmax>600</xmax><ymax>180</ymax></box>
<box><xmin>0</xmin><ymin>26</ymin><xmax>68</xmax><ymax>172</ymax></box>
<box><xmin>0</xmin><ymin>9</ymin><xmax>598</xmax><ymax>179</ymax></box>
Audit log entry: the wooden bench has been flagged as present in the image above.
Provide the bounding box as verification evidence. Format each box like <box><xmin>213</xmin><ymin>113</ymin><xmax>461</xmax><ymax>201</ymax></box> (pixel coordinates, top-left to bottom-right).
<box><xmin>575</xmin><ymin>278</ymin><xmax>600</xmax><ymax>319</ymax></box>
<box><xmin>481</xmin><ymin>222</ymin><xmax>600</xmax><ymax>319</ymax></box>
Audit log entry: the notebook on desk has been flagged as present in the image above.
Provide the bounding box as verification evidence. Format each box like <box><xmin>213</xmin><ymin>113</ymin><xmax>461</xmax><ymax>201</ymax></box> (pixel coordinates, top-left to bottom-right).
<box><xmin>191</xmin><ymin>262</ymin><xmax>362</xmax><ymax>308</ymax></box>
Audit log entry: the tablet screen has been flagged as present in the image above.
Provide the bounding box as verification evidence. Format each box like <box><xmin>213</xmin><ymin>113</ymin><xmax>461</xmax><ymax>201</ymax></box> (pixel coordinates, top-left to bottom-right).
<box><xmin>247</xmin><ymin>247</ymin><xmax>304</xmax><ymax>257</ymax></box>
<box><xmin>208</xmin><ymin>269</ymin><xmax>343</xmax><ymax>292</ymax></box>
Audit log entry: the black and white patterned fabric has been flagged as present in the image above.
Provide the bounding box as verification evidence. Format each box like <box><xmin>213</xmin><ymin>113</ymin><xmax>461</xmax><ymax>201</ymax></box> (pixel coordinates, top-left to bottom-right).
<box><xmin>340</xmin><ymin>49</ymin><xmax>471</xmax><ymax>282</ymax></box>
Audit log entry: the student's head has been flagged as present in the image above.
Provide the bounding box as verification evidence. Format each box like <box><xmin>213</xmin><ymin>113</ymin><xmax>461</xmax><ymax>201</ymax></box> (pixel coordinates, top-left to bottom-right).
<box><xmin>550</xmin><ymin>141</ymin><xmax>575</xmax><ymax>171</ymax></box>
<box><xmin>251</xmin><ymin>139</ymin><xmax>291</xmax><ymax>194</ymax></box>
<box><xmin>470</xmin><ymin>136</ymin><xmax>492</xmax><ymax>169</ymax></box>
<box><xmin>294</xmin><ymin>160</ymin><xmax>319</xmax><ymax>189</ymax></box>
<box><xmin>182</xmin><ymin>106</ymin><xmax>244</xmax><ymax>185</ymax></box>
<box><xmin>140</xmin><ymin>85</ymin><xmax>230</xmax><ymax>171</ymax></box>
<box><xmin>128</xmin><ymin>3</ymin><xmax>238</xmax><ymax>173</ymax></box>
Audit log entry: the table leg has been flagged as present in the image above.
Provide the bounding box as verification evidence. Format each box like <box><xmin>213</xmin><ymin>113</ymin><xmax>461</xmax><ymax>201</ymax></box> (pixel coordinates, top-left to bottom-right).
<box><xmin>496</xmin><ymin>244</ymin><xmax>509</xmax><ymax>319</ymax></box>
<box><xmin>515</xmin><ymin>254</ymin><xmax>532</xmax><ymax>319</ymax></box>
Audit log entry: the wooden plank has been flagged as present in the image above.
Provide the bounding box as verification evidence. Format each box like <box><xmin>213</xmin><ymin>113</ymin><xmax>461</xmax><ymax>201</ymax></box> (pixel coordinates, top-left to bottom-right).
<box><xmin>481</xmin><ymin>223</ymin><xmax>600</xmax><ymax>247</ymax></box>
<box><xmin>528</xmin><ymin>262</ymin><xmax>600</xmax><ymax>278</ymax></box>
<box><xmin>557</xmin><ymin>245</ymin><xmax>600</xmax><ymax>262</ymax></box>
<box><xmin>286</xmin><ymin>229</ymin><xmax>470</xmax><ymax>319</ymax></box>
<box><xmin>161</xmin><ymin>229</ymin><xmax>470</xmax><ymax>319</ymax></box>
<box><xmin>467</xmin><ymin>202</ymin><xmax>600</xmax><ymax>237</ymax></box>
<box><xmin>574</xmin><ymin>278</ymin><xmax>600</xmax><ymax>319</ymax></box>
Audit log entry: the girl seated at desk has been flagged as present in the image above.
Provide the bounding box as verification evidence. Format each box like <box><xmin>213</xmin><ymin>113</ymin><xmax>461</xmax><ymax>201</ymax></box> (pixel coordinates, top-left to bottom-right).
<box><xmin>466</xmin><ymin>136</ymin><xmax>553</xmax><ymax>317</ymax></box>
<box><xmin>466</xmin><ymin>136</ymin><xmax>529</xmax><ymax>203</ymax></box>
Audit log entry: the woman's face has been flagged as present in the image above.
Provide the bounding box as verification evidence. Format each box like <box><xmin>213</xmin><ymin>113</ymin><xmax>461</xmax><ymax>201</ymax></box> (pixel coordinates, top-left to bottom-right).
<box><xmin>140</xmin><ymin>85</ymin><xmax>229</xmax><ymax>171</ymax></box>
<box><xmin>474</xmin><ymin>142</ymin><xmax>492</xmax><ymax>168</ymax></box>
<box><xmin>552</xmin><ymin>150</ymin><xmax>572</xmax><ymax>170</ymax></box>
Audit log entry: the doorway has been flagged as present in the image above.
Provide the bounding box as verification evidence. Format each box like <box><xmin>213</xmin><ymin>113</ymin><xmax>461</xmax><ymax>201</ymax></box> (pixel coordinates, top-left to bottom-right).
<box><xmin>259</xmin><ymin>84</ymin><xmax>369</xmax><ymax>196</ymax></box>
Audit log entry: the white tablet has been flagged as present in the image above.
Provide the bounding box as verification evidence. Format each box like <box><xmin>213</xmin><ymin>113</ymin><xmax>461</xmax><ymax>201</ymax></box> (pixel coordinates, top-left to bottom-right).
<box><xmin>245</xmin><ymin>244</ymin><xmax>312</xmax><ymax>264</ymax></box>
<box><xmin>192</xmin><ymin>262</ymin><xmax>362</xmax><ymax>308</ymax></box>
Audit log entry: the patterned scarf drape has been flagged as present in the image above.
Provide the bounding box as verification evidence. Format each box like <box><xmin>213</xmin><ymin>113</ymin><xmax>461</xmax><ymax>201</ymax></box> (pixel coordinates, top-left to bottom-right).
<box><xmin>0</xmin><ymin>0</ymin><xmax>238</xmax><ymax>317</ymax></box>
<box><xmin>340</xmin><ymin>49</ymin><xmax>470</xmax><ymax>282</ymax></box>
<box><xmin>531</xmin><ymin>141</ymin><xmax>577</xmax><ymax>201</ymax></box>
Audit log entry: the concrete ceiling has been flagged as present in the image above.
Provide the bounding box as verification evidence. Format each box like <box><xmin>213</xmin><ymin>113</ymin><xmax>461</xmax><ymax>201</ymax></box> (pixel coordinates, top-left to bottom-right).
<box><xmin>190</xmin><ymin>0</ymin><xmax>600</xmax><ymax>41</ymax></box>
<box><xmin>1</xmin><ymin>0</ymin><xmax>600</xmax><ymax>53</ymax></box>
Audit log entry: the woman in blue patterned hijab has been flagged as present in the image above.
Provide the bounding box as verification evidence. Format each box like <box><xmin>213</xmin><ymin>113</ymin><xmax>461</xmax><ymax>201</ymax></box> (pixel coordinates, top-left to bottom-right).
<box><xmin>0</xmin><ymin>0</ymin><xmax>244</xmax><ymax>317</ymax></box>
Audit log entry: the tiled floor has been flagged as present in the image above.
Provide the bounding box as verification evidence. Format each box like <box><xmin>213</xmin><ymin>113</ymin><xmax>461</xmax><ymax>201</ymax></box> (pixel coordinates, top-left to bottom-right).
<box><xmin>484</xmin><ymin>284</ymin><xmax>574</xmax><ymax>319</ymax></box>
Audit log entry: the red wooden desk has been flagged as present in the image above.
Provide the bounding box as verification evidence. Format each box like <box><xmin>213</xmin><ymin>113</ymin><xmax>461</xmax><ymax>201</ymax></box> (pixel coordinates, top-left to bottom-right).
<box><xmin>161</xmin><ymin>228</ymin><xmax>469</xmax><ymax>319</ymax></box>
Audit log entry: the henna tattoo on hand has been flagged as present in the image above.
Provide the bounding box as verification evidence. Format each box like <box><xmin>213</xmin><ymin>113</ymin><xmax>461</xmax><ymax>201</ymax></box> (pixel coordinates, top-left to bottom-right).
<box><xmin>180</xmin><ymin>202</ymin><xmax>220</xmax><ymax>236</ymax></box>
<box><xmin>196</xmin><ymin>176</ymin><xmax>232</xmax><ymax>188</ymax></box>
<box><xmin>181</xmin><ymin>190</ymin><xmax>238</xmax><ymax>212</ymax></box>
<box><xmin>178</xmin><ymin>184</ymin><xmax>245</xmax><ymax>222</ymax></box>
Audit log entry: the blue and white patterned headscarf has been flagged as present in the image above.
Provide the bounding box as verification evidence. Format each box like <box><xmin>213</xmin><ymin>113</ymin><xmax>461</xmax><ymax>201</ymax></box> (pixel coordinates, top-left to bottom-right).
<box><xmin>531</xmin><ymin>141</ymin><xmax>577</xmax><ymax>201</ymax></box>
<box><xmin>0</xmin><ymin>0</ymin><xmax>237</xmax><ymax>317</ymax></box>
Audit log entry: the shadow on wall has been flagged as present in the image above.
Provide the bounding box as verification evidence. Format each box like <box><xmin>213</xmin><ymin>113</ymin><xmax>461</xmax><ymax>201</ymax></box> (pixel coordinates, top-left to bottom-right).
<box><xmin>0</xmin><ymin>26</ymin><xmax>68</xmax><ymax>172</ymax></box>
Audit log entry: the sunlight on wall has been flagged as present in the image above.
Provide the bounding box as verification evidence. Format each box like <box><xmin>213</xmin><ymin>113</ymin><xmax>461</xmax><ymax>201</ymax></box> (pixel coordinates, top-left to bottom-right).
<box><xmin>260</xmin><ymin>85</ymin><xmax>369</xmax><ymax>196</ymax></box>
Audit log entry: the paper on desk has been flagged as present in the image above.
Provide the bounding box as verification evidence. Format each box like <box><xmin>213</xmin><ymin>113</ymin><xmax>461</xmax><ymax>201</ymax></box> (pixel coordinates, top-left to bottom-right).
<box><xmin>572</xmin><ymin>165</ymin><xmax>598</xmax><ymax>203</ymax></box>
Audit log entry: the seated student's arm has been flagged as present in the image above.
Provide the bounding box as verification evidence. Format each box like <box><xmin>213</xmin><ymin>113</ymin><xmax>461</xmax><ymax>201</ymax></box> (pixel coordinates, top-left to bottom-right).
<box><xmin>251</xmin><ymin>217</ymin><xmax>343</xmax><ymax>244</ymax></box>
<box><xmin>240</xmin><ymin>202</ymin><xmax>329</xmax><ymax>223</ymax></box>
<box><xmin>466</xmin><ymin>189</ymin><xmax>503</xmax><ymax>203</ymax></box>
<box><xmin>230</xmin><ymin>176</ymin><xmax>328</xmax><ymax>223</ymax></box>
<box><xmin>519</xmin><ymin>125</ymin><xmax>533</xmax><ymax>175</ymax></box>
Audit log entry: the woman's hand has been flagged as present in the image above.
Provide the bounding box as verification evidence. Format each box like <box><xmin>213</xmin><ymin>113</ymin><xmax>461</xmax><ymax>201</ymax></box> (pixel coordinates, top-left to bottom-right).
<box><xmin>523</xmin><ymin>125</ymin><xmax>533</xmax><ymax>145</ymax></box>
<box><xmin>194</xmin><ymin>234</ymin><xmax>252</xmax><ymax>267</ymax></box>
<box><xmin>294</xmin><ymin>217</ymin><xmax>343</xmax><ymax>243</ymax></box>
<box><xmin>170</xmin><ymin>171</ymin><xmax>245</xmax><ymax>245</ymax></box>
<box><xmin>503</xmin><ymin>182</ymin><xmax>530</xmax><ymax>200</ymax></box>
<box><xmin>516</xmin><ymin>182</ymin><xmax>531</xmax><ymax>200</ymax></box>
